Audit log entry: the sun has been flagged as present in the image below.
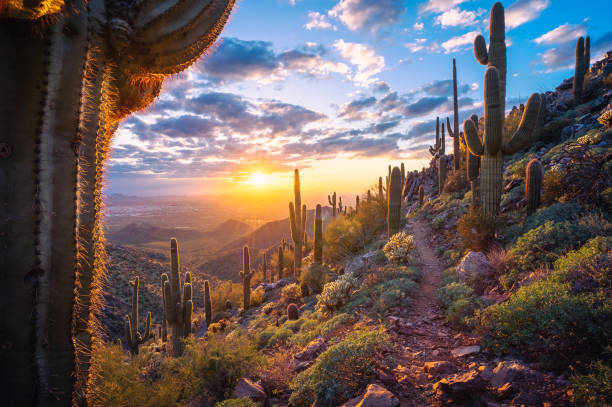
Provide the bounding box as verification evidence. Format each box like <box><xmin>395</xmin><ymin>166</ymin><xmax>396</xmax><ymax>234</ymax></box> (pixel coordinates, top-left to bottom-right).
<box><xmin>246</xmin><ymin>171</ymin><xmax>270</xmax><ymax>186</ymax></box>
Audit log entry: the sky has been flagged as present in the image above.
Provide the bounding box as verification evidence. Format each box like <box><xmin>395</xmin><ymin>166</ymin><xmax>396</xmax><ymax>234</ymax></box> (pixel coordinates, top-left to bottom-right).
<box><xmin>107</xmin><ymin>0</ymin><xmax>612</xmax><ymax>198</ymax></box>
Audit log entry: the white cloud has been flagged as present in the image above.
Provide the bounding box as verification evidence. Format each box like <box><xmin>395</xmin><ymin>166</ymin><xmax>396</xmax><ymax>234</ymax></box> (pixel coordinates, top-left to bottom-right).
<box><xmin>304</xmin><ymin>11</ymin><xmax>337</xmax><ymax>30</ymax></box>
<box><xmin>434</xmin><ymin>8</ymin><xmax>481</xmax><ymax>27</ymax></box>
<box><xmin>506</xmin><ymin>0</ymin><xmax>550</xmax><ymax>29</ymax></box>
<box><xmin>441</xmin><ymin>31</ymin><xmax>480</xmax><ymax>54</ymax></box>
<box><xmin>333</xmin><ymin>39</ymin><xmax>385</xmax><ymax>87</ymax></box>
<box><xmin>404</xmin><ymin>38</ymin><xmax>428</xmax><ymax>53</ymax></box>
<box><xmin>418</xmin><ymin>0</ymin><xmax>469</xmax><ymax>14</ymax></box>
<box><xmin>533</xmin><ymin>21</ymin><xmax>587</xmax><ymax>45</ymax></box>
<box><xmin>329</xmin><ymin>0</ymin><xmax>405</xmax><ymax>33</ymax></box>
<box><xmin>414</xmin><ymin>21</ymin><xmax>424</xmax><ymax>31</ymax></box>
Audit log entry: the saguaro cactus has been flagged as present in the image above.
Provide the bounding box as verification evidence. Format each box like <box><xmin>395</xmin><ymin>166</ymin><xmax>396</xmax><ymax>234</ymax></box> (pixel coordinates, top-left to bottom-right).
<box><xmin>328</xmin><ymin>191</ymin><xmax>337</xmax><ymax>216</ymax></box>
<box><xmin>378</xmin><ymin>177</ymin><xmax>384</xmax><ymax>204</ymax></box>
<box><xmin>124</xmin><ymin>277</ymin><xmax>152</xmax><ymax>356</ymax></box>
<box><xmin>162</xmin><ymin>238</ymin><xmax>193</xmax><ymax>357</ymax></box>
<box><xmin>278</xmin><ymin>245</ymin><xmax>284</xmax><ymax>279</ymax></box>
<box><xmin>474</xmin><ymin>2</ymin><xmax>507</xmax><ymax>116</ymax></box>
<box><xmin>438</xmin><ymin>155</ymin><xmax>448</xmax><ymax>194</ymax></box>
<box><xmin>262</xmin><ymin>253</ymin><xmax>268</xmax><ymax>283</ymax></box>
<box><xmin>401</xmin><ymin>162</ymin><xmax>406</xmax><ymax>185</ymax></box>
<box><xmin>0</xmin><ymin>0</ymin><xmax>234</xmax><ymax>403</ymax></box>
<box><xmin>418</xmin><ymin>185</ymin><xmax>424</xmax><ymax>206</ymax></box>
<box><xmin>585</xmin><ymin>36</ymin><xmax>590</xmax><ymax>73</ymax></box>
<box><xmin>204</xmin><ymin>280</ymin><xmax>212</xmax><ymax>327</ymax></box>
<box><xmin>240</xmin><ymin>246</ymin><xmax>254</xmax><ymax>310</ymax></box>
<box><xmin>355</xmin><ymin>195</ymin><xmax>360</xmax><ymax>212</ymax></box>
<box><xmin>463</xmin><ymin>68</ymin><xmax>541</xmax><ymax>216</ymax></box>
<box><xmin>429</xmin><ymin>117</ymin><xmax>445</xmax><ymax>155</ymax></box>
<box><xmin>289</xmin><ymin>169</ymin><xmax>306</xmax><ymax>276</ymax></box>
<box><xmin>314</xmin><ymin>204</ymin><xmax>323</xmax><ymax>265</ymax></box>
<box><xmin>338</xmin><ymin>196</ymin><xmax>344</xmax><ymax>214</ymax></box>
<box><xmin>467</xmin><ymin>114</ymin><xmax>481</xmax><ymax>208</ymax></box>
<box><xmin>574</xmin><ymin>36</ymin><xmax>588</xmax><ymax>103</ymax></box>
<box><xmin>447</xmin><ymin>58</ymin><xmax>461</xmax><ymax>170</ymax></box>
<box><xmin>525</xmin><ymin>159</ymin><xmax>544</xmax><ymax>215</ymax></box>
<box><xmin>388</xmin><ymin>167</ymin><xmax>402</xmax><ymax>236</ymax></box>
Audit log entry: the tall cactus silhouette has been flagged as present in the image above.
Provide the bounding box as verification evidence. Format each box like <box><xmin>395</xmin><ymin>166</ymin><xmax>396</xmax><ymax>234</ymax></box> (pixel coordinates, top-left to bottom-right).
<box><xmin>388</xmin><ymin>167</ymin><xmax>402</xmax><ymax>236</ymax></box>
<box><xmin>338</xmin><ymin>196</ymin><xmax>344</xmax><ymax>214</ymax></box>
<box><xmin>418</xmin><ymin>185</ymin><xmax>424</xmax><ymax>207</ymax></box>
<box><xmin>447</xmin><ymin>58</ymin><xmax>461</xmax><ymax>170</ymax></box>
<box><xmin>525</xmin><ymin>159</ymin><xmax>544</xmax><ymax>215</ymax></box>
<box><xmin>574</xmin><ymin>36</ymin><xmax>589</xmax><ymax>103</ymax></box>
<box><xmin>240</xmin><ymin>246</ymin><xmax>254</xmax><ymax>310</ymax></box>
<box><xmin>290</xmin><ymin>169</ymin><xmax>306</xmax><ymax>276</ymax></box>
<box><xmin>0</xmin><ymin>0</ymin><xmax>234</xmax><ymax>403</ymax></box>
<box><xmin>204</xmin><ymin>280</ymin><xmax>212</xmax><ymax>327</ymax></box>
<box><xmin>474</xmin><ymin>2</ymin><xmax>507</xmax><ymax>116</ymax></box>
<box><xmin>463</xmin><ymin>68</ymin><xmax>541</xmax><ymax>216</ymax></box>
<box><xmin>314</xmin><ymin>204</ymin><xmax>323</xmax><ymax>265</ymax></box>
<box><xmin>429</xmin><ymin>117</ymin><xmax>444</xmax><ymax>155</ymax></box>
<box><xmin>262</xmin><ymin>253</ymin><xmax>268</xmax><ymax>283</ymax></box>
<box><xmin>439</xmin><ymin>155</ymin><xmax>448</xmax><ymax>194</ymax></box>
<box><xmin>328</xmin><ymin>191</ymin><xmax>337</xmax><ymax>217</ymax></box>
<box><xmin>162</xmin><ymin>238</ymin><xmax>193</xmax><ymax>357</ymax></box>
<box><xmin>124</xmin><ymin>277</ymin><xmax>152</xmax><ymax>356</ymax></box>
<box><xmin>467</xmin><ymin>114</ymin><xmax>481</xmax><ymax>208</ymax></box>
<box><xmin>277</xmin><ymin>245</ymin><xmax>284</xmax><ymax>280</ymax></box>
<box><xmin>585</xmin><ymin>36</ymin><xmax>590</xmax><ymax>73</ymax></box>
<box><xmin>378</xmin><ymin>177</ymin><xmax>384</xmax><ymax>204</ymax></box>
<box><xmin>401</xmin><ymin>162</ymin><xmax>406</xmax><ymax>185</ymax></box>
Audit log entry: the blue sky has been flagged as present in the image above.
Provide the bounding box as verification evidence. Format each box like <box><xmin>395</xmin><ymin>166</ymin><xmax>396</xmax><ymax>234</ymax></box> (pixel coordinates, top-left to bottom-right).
<box><xmin>108</xmin><ymin>0</ymin><xmax>612</xmax><ymax>197</ymax></box>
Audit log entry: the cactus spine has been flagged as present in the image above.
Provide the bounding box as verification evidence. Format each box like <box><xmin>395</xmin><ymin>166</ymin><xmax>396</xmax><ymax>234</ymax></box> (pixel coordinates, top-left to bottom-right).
<box><xmin>467</xmin><ymin>114</ymin><xmax>481</xmax><ymax>208</ymax></box>
<box><xmin>387</xmin><ymin>167</ymin><xmax>402</xmax><ymax>236</ymax></box>
<box><xmin>289</xmin><ymin>169</ymin><xmax>306</xmax><ymax>276</ymax></box>
<box><xmin>574</xmin><ymin>36</ymin><xmax>587</xmax><ymax>103</ymax></box>
<box><xmin>204</xmin><ymin>280</ymin><xmax>212</xmax><ymax>327</ymax></box>
<box><xmin>240</xmin><ymin>246</ymin><xmax>254</xmax><ymax>310</ymax></box>
<box><xmin>464</xmin><ymin>68</ymin><xmax>541</xmax><ymax>216</ymax></box>
<box><xmin>328</xmin><ymin>191</ymin><xmax>337</xmax><ymax>216</ymax></box>
<box><xmin>438</xmin><ymin>155</ymin><xmax>448</xmax><ymax>194</ymax></box>
<box><xmin>525</xmin><ymin>159</ymin><xmax>544</xmax><ymax>215</ymax></box>
<box><xmin>314</xmin><ymin>204</ymin><xmax>323</xmax><ymax>265</ymax></box>
<box><xmin>447</xmin><ymin>58</ymin><xmax>461</xmax><ymax>170</ymax></box>
<box><xmin>474</xmin><ymin>2</ymin><xmax>507</xmax><ymax>116</ymax></box>
<box><xmin>162</xmin><ymin>238</ymin><xmax>193</xmax><ymax>356</ymax></box>
<box><xmin>124</xmin><ymin>277</ymin><xmax>152</xmax><ymax>356</ymax></box>
<box><xmin>418</xmin><ymin>185</ymin><xmax>424</xmax><ymax>206</ymax></box>
<box><xmin>287</xmin><ymin>303</ymin><xmax>299</xmax><ymax>320</ymax></box>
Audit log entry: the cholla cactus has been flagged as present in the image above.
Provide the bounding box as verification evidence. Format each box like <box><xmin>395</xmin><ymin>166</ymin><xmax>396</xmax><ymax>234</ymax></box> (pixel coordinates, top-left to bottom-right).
<box><xmin>240</xmin><ymin>246</ymin><xmax>254</xmax><ymax>310</ymax></box>
<box><xmin>124</xmin><ymin>277</ymin><xmax>152</xmax><ymax>356</ymax></box>
<box><xmin>525</xmin><ymin>159</ymin><xmax>544</xmax><ymax>215</ymax></box>
<box><xmin>463</xmin><ymin>67</ymin><xmax>540</xmax><ymax>216</ymax></box>
<box><xmin>388</xmin><ymin>166</ymin><xmax>402</xmax><ymax>236</ymax></box>
<box><xmin>315</xmin><ymin>274</ymin><xmax>358</xmax><ymax>314</ymax></box>
<box><xmin>162</xmin><ymin>238</ymin><xmax>193</xmax><ymax>357</ymax></box>
<box><xmin>287</xmin><ymin>303</ymin><xmax>299</xmax><ymax>320</ymax></box>
<box><xmin>598</xmin><ymin>110</ymin><xmax>612</xmax><ymax>128</ymax></box>
<box><xmin>383</xmin><ymin>232</ymin><xmax>415</xmax><ymax>264</ymax></box>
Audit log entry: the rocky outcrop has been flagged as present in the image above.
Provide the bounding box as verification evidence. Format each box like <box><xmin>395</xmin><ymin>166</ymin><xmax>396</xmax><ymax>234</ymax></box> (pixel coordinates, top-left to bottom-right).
<box><xmin>232</xmin><ymin>378</ymin><xmax>266</xmax><ymax>403</ymax></box>
<box><xmin>342</xmin><ymin>384</ymin><xmax>399</xmax><ymax>407</ymax></box>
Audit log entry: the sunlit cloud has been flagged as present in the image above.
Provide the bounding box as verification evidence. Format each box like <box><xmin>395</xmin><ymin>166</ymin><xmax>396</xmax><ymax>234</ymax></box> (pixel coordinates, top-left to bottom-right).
<box><xmin>333</xmin><ymin>39</ymin><xmax>386</xmax><ymax>87</ymax></box>
<box><xmin>329</xmin><ymin>0</ymin><xmax>406</xmax><ymax>33</ymax></box>
<box><xmin>506</xmin><ymin>0</ymin><xmax>550</xmax><ymax>29</ymax></box>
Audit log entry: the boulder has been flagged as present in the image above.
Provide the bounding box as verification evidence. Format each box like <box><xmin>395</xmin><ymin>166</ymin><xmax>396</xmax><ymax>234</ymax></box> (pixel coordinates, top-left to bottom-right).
<box><xmin>423</xmin><ymin>361</ymin><xmax>457</xmax><ymax>376</ymax></box>
<box><xmin>451</xmin><ymin>345</ymin><xmax>480</xmax><ymax>357</ymax></box>
<box><xmin>456</xmin><ymin>252</ymin><xmax>493</xmax><ymax>282</ymax></box>
<box><xmin>343</xmin><ymin>384</ymin><xmax>399</xmax><ymax>407</ymax></box>
<box><xmin>434</xmin><ymin>370</ymin><xmax>486</xmax><ymax>400</ymax></box>
<box><xmin>295</xmin><ymin>337</ymin><xmax>326</xmax><ymax>361</ymax></box>
<box><xmin>232</xmin><ymin>378</ymin><xmax>266</xmax><ymax>403</ymax></box>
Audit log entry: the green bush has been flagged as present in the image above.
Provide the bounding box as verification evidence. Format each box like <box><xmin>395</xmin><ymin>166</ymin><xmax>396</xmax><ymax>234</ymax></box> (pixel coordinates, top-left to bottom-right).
<box><xmin>479</xmin><ymin>279</ymin><xmax>612</xmax><ymax>370</ymax></box>
<box><xmin>289</xmin><ymin>312</ymin><xmax>355</xmax><ymax>347</ymax></box>
<box><xmin>572</xmin><ymin>361</ymin><xmax>612</xmax><ymax>407</ymax></box>
<box><xmin>552</xmin><ymin>236</ymin><xmax>612</xmax><ymax>292</ymax></box>
<box><xmin>436</xmin><ymin>282</ymin><xmax>482</xmax><ymax>326</ymax></box>
<box><xmin>214</xmin><ymin>398</ymin><xmax>259</xmax><ymax>407</ymax></box>
<box><xmin>436</xmin><ymin>282</ymin><xmax>474</xmax><ymax>309</ymax></box>
<box><xmin>281</xmin><ymin>283</ymin><xmax>301</xmax><ymax>303</ymax></box>
<box><xmin>523</xmin><ymin>202</ymin><xmax>583</xmax><ymax>232</ymax></box>
<box><xmin>371</xmin><ymin>277</ymin><xmax>417</xmax><ymax>315</ymax></box>
<box><xmin>383</xmin><ymin>232</ymin><xmax>415</xmax><ymax>264</ymax></box>
<box><xmin>299</xmin><ymin>263</ymin><xmax>330</xmax><ymax>294</ymax></box>
<box><xmin>289</xmin><ymin>329</ymin><xmax>392</xmax><ymax>407</ymax></box>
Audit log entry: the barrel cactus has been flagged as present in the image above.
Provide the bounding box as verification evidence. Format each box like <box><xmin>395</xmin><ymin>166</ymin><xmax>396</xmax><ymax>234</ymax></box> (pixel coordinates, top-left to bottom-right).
<box><xmin>525</xmin><ymin>159</ymin><xmax>544</xmax><ymax>215</ymax></box>
<box><xmin>124</xmin><ymin>277</ymin><xmax>152</xmax><ymax>356</ymax></box>
<box><xmin>290</xmin><ymin>169</ymin><xmax>306</xmax><ymax>276</ymax></box>
<box><xmin>287</xmin><ymin>303</ymin><xmax>299</xmax><ymax>320</ymax></box>
<box><xmin>240</xmin><ymin>246</ymin><xmax>254</xmax><ymax>310</ymax></box>
<box><xmin>463</xmin><ymin>68</ymin><xmax>541</xmax><ymax>216</ymax></box>
<box><xmin>387</xmin><ymin>167</ymin><xmax>402</xmax><ymax>236</ymax></box>
<box><xmin>314</xmin><ymin>204</ymin><xmax>323</xmax><ymax>265</ymax></box>
<box><xmin>0</xmin><ymin>0</ymin><xmax>234</xmax><ymax>402</ymax></box>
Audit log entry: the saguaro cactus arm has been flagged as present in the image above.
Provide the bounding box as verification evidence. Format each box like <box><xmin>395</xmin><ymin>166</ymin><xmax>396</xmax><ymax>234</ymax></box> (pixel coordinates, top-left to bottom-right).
<box><xmin>503</xmin><ymin>93</ymin><xmax>541</xmax><ymax>154</ymax></box>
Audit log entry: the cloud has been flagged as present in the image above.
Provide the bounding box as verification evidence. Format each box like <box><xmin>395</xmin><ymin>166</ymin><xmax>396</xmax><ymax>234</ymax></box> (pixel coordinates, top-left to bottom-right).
<box><xmin>304</xmin><ymin>11</ymin><xmax>337</xmax><ymax>30</ymax></box>
<box><xmin>373</xmin><ymin>80</ymin><xmax>391</xmax><ymax>94</ymax></box>
<box><xmin>434</xmin><ymin>8</ymin><xmax>483</xmax><ymax>28</ymax></box>
<box><xmin>404</xmin><ymin>38</ymin><xmax>440</xmax><ymax>53</ymax></box>
<box><xmin>403</xmin><ymin>96</ymin><xmax>449</xmax><ymax>116</ymax></box>
<box><xmin>333</xmin><ymin>39</ymin><xmax>385</xmax><ymax>87</ymax></box>
<box><xmin>441</xmin><ymin>31</ymin><xmax>480</xmax><ymax>53</ymax></box>
<box><xmin>535</xmin><ymin>31</ymin><xmax>612</xmax><ymax>71</ymax></box>
<box><xmin>534</xmin><ymin>21</ymin><xmax>587</xmax><ymax>45</ymax></box>
<box><xmin>338</xmin><ymin>96</ymin><xmax>377</xmax><ymax>120</ymax></box>
<box><xmin>329</xmin><ymin>0</ymin><xmax>405</xmax><ymax>33</ymax></box>
<box><xmin>506</xmin><ymin>0</ymin><xmax>550</xmax><ymax>30</ymax></box>
<box><xmin>419</xmin><ymin>79</ymin><xmax>471</xmax><ymax>97</ymax></box>
<box><xmin>414</xmin><ymin>22</ymin><xmax>424</xmax><ymax>31</ymax></box>
<box><xmin>418</xmin><ymin>0</ymin><xmax>469</xmax><ymax>14</ymax></box>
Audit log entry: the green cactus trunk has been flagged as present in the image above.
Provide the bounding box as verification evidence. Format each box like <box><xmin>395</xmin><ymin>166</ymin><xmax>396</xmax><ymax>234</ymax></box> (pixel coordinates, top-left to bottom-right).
<box><xmin>328</xmin><ymin>191</ymin><xmax>337</xmax><ymax>216</ymax></box>
<box><xmin>125</xmin><ymin>277</ymin><xmax>152</xmax><ymax>356</ymax></box>
<box><xmin>314</xmin><ymin>204</ymin><xmax>323</xmax><ymax>265</ymax></box>
<box><xmin>450</xmin><ymin>58</ymin><xmax>460</xmax><ymax>170</ymax></box>
<box><xmin>585</xmin><ymin>36</ymin><xmax>590</xmax><ymax>74</ymax></box>
<box><xmin>401</xmin><ymin>162</ymin><xmax>405</xmax><ymax>185</ymax></box>
<box><xmin>387</xmin><ymin>167</ymin><xmax>402</xmax><ymax>236</ymax></box>
<box><xmin>241</xmin><ymin>246</ymin><xmax>254</xmax><ymax>310</ymax></box>
<box><xmin>289</xmin><ymin>169</ymin><xmax>306</xmax><ymax>276</ymax></box>
<box><xmin>438</xmin><ymin>155</ymin><xmax>448</xmax><ymax>195</ymax></box>
<box><xmin>204</xmin><ymin>280</ymin><xmax>212</xmax><ymax>327</ymax></box>
<box><xmin>278</xmin><ymin>245</ymin><xmax>284</xmax><ymax>280</ymax></box>
<box><xmin>525</xmin><ymin>159</ymin><xmax>544</xmax><ymax>215</ymax></box>
<box><xmin>418</xmin><ymin>185</ymin><xmax>424</xmax><ymax>206</ymax></box>
<box><xmin>574</xmin><ymin>37</ymin><xmax>586</xmax><ymax>103</ymax></box>
<box><xmin>378</xmin><ymin>177</ymin><xmax>384</xmax><ymax>204</ymax></box>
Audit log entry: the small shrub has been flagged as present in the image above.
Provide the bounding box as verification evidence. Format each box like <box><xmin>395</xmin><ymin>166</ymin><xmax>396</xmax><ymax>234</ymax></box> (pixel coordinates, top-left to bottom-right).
<box><xmin>523</xmin><ymin>202</ymin><xmax>583</xmax><ymax>232</ymax></box>
<box><xmin>371</xmin><ymin>277</ymin><xmax>417</xmax><ymax>315</ymax></box>
<box><xmin>536</xmin><ymin>118</ymin><xmax>573</xmax><ymax>143</ymax></box>
<box><xmin>250</xmin><ymin>286</ymin><xmax>265</xmax><ymax>307</ymax></box>
<box><xmin>457</xmin><ymin>208</ymin><xmax>496</xmax><ymax>251</ymax></box>
<box><xmin>315</xmin><ymin>274</ymin><xmax>358</xmax><ymax>314</ymax></box>
<box><xmin>572</xmin><ymin>361</ymin><xmax>612</xmax><ymax>407</ymax></box>
<box><xmin>542</xmin><ymin>168</ymin><xmax>565</xmax><ymax>205</ymax></box>
<box><xmin>479</xmin><ymin>279</ymin><xmax>612</xmax><ymax>370</ymax></box>
<box><xmin>552</xmin><ymin>236</ymin><xmax>612</xmax><ymax>292</ymax></box>
<box><xmin>299</xmin><ymin>264</ymin><xmax>330</xmax><ymax>294</ymax></box>
<box><xmin>281</xmin><ymin>283</ymin><xmax>301</xmax><ymax>303</ymax></box>
<box><xmin>431</xmin><ymin>213</ymin><xmax>447</xmax><ymax>230</ymax></box>
<box><xmin>383</xmin><ymin>232</ymin><xmax>415</xmax><ymax>264</ymax></box>
<box><xmin>214</xmin><ymin>398</ymin><xmax>259</xmax><ymax>407</ymax></box>
<box><xmin>436</xmin><ymin>282</ymin><xmax>474</xmax><ymax>309</ymax></box>
<box><xmin>289</xmin><ymin>329</ymin><xmax>392</xmax><ymax>407</ymax></box>
<box><xmin>598</xmin><ymin>110</ymin><xmax>612</xmax><ymax>128</ymax></box>
<box><xmin>444</xmin><ymin>169</ymin><xmax>469</xmax><ymax>193</ymax></box>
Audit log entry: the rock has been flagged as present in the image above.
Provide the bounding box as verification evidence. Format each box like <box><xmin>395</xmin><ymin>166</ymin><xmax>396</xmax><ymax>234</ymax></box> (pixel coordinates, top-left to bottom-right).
<box><xmin>489</xmin><ymin>360</ymin><xmax>544</xmax><ymax>388</ymax></box>
<box><xmin>451</xmin><ymin>345</ymin><xmax>480</xmax><ymax>357</ymax></box>
<box><xmin>456</xmin><ymin>252</ymin><xmax>493</xmax><ymax>282</ymax></box>
<box><xmin>377</xmin><ymin>369</ymin><xmax>396</xmax><ymax>385</ymax></box>
<box><xmin>294</xmin><ymin>360</ymin><xmax>313</xmax><ymax>373</ymax></box>
<box><xmin>344</xmin><ymin>384</ymin><xmax>399</xmax><ymax>407</ymax></box>
<box><xmin>232</xmin><ymin>378</ymin><xmax>266</xmax><ymax>403</ymax></box>
<box><xmin>512</xmin><ymin>391</ymin><xmax>541</xmax><ymax>406</ymax></box>
<box><xmin>434</xmin><ymin>370</ymin><xmax>486</xmax><ymax>400</ymax></box>
<box><xmin>494</xmin><ymin>382</ymin><xmax>516</xmax><ymax>399</ymax></box>
<box><xmin>423</xmin><ymin>361</ymin><xmax>457</xmax><ymax>376</ymax></box>
<box><xmin>295</xmin><ymin>337</ymin><xmax>326</xmax><ymax>360</ymax></box>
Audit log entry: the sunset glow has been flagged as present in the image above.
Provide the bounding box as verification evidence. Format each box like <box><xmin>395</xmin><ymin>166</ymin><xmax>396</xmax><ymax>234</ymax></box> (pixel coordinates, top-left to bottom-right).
<box><xmin>246</xmin><ymin>172</ymin><xmax>271</xmax><ymax>186</ymax></box>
